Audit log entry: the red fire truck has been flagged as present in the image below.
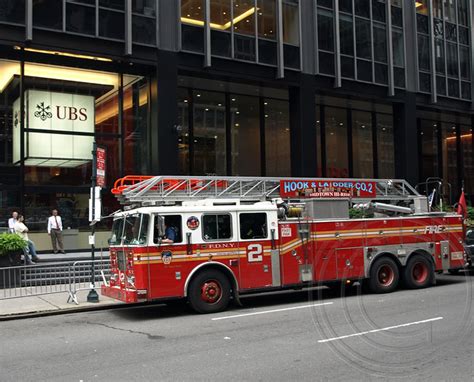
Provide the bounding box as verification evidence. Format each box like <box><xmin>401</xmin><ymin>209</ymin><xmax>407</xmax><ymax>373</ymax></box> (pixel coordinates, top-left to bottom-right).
<box><xmin>101</xmin><ymin>176</ymin><xmax>467</xmax><ymax>313</ymax></box>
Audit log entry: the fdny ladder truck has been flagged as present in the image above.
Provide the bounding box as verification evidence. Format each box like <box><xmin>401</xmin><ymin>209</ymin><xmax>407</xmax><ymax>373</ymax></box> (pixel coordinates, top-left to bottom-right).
<box><xmin>101</xmin><ymin>176</ymin><xmax>467</xmax><ymax>313</ymax></box>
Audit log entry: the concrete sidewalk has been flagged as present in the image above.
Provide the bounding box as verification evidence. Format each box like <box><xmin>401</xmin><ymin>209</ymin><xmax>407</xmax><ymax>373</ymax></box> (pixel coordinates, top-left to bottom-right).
<box><xmin>0</xmin><ymin>289</ymin><xmax>123</xmax><ymax>320</ymax></box>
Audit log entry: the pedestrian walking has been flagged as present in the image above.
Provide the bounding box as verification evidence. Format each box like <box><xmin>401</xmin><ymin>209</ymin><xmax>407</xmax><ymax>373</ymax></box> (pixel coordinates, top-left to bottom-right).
<box><xmin>14</xmin><ymin>215</ymin><xmax>39</xmax><ymax>264</ymax></box>
<box><xmin>47</xmin><ymin>209</ymin><xmax>65</xmax><ymax>254</ymax></box>
<box><xmin>8</xmin><ymin>211</ymin><xmax>18</xmax><ymax>233</ymax></box>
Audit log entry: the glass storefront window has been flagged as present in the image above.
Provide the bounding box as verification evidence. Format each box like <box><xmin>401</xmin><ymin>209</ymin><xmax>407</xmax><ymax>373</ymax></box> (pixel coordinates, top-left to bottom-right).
<box><xmin>193</xmin><ymin>90</ymin><xmax>226</xmax><ymax>175</ymax></box>
<box><xmin>376</xmin><ymin>113</ymin><xmax>395</xmax><ymax>179</ymax></box>
<box><xmin>0</xmin><ymin>56</ymin><xmax>148</xmax><ymax>232</ymax></box>
<box><xmin>419</xmin><ymin>120</ymin><xmax>440</xmax><ymax>181</ymax></box>
<box><xmin>265</xmin><ymin>99</ymin><xmax>290</xmax><ymax>176</ymax></box>
<box><xmin>177</xmin><ymin>88</ymin><xmax>190</xmax><ymax>175</ymax></box>
<box><xmin>132</xmin><ymin>0</ymin><xmax>156</xmax><ymax>16</ymax></box>
<box><xmin>325</xmin><ymin>107</ymin><xmax>348</xmax><ymax>178</ymax></box>
<box><xmin>210</xmin><ymin>0</ymin><xmax>232</xmax><ymax>57</ymax></box>
<box><xmin>123</xmin><ymin>77</ymin><xmax>150</xmax><ymax>175</ymax></box>
<box><xmin>352</xmin><ymin>110</ymin><xmax>373</xmax><ymax>178</ymax></box>
<box><xmin>461</xmin><ymin>125</ymin><xmax>474</xmax><ymax>195</ymax></box>
<box><xmin>231</xmin><ymin>95</ymin><xmax>260</xmax><ymax>176</ymax></box>
<box><xmin>442</xmin><ymin>122</ymin><xmax>459</xmax><ymax>197</ymax></box>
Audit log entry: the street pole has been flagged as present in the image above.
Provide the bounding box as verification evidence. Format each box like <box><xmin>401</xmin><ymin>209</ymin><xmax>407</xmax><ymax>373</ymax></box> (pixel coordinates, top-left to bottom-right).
<box><xmin>87</xmin><ymin>141</ymin><xmax>99</xmax><ymax>303</ymax></box>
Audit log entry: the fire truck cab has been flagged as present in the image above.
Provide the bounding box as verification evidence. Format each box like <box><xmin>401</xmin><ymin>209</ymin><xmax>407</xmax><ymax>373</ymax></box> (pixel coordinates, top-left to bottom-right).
<box><xmin>102</xmin><ymin>176</ymin><xmax>467</xmax><ymax>313</ymax></box>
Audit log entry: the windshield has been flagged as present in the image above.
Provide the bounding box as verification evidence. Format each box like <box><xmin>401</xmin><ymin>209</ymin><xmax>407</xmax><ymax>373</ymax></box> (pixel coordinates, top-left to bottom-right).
<box><xmin>109</xmin><ymin>218</ymin><xmax>124</xmax><ymax>245</ymax></box>
<box><xmin>109</xmin><ymin>214</ymin><xmax>149</xmax><ymax>245</ymax></box>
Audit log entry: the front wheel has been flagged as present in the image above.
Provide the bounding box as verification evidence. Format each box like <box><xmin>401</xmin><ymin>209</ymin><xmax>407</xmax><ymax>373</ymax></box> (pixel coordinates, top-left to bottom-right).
<box><xmin>403</xmin><ymin>255</ymin><xmax>434</xmax><ymax>289</ymax></box>
<box><xmin>188</xmin><ymin>269</ymin><xmax>231</xmax><ymax>314</ymax></box>
<box><xmin>368</xmin><ymin>257</ymin><xmax>400</xmax><ymax>293</ymax></box>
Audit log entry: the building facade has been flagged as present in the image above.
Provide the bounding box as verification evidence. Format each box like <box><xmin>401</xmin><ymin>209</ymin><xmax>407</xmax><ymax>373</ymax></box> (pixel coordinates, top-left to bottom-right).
<box><xmin>0</xmin><ymin>0</ymin><xmax>473</xmax><ymax>249</ymax></box>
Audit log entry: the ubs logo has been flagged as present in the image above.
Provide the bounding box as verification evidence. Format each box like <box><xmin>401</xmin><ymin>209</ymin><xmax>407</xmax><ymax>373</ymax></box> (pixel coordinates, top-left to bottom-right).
<box><xmin>34</xmin><ymin>102</ymin><xmax>52</xmax><ymax>121</ymax></box>
<box><xmin>33</xmin><ymin>102</ymin><xmax>88</xmax><ymax>122</ymax></box>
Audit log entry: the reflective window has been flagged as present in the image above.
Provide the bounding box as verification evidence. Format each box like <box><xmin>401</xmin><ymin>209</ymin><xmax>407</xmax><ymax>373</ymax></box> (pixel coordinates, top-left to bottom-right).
<box><xmin>34</xmin><ymin>0</ymin><xmax>62</xmax><ymax>30</ymax></box>
<box><xmin>132</xmin><ymin>0</ymin><xmax>156</xmax><ymax>16</ymax></box>
<box><xmin>352</xmin><ymin>110</ymin><xmax>373</xmax><ymax>178</ymax></box>
<box><xmin>283</xmin><ymin>0</ymin><xmax>299</xmax><ymax>45</ymax></box>
<box><xmin>356</xmin><ymin>18</ymin><xmax>371</xmax><ymax>59</ymax></box>
<box><xmin>240</xmin><ymin>213</ymin><xmax>267</xmax><ymax>240</ymax></box>
<box><xmin>193</xmin><ymin>91</ymin><xmax>226</xmax><ymax>175</ymax></box>
<box><xmin>0</xmin><ymin>0</ymin><xmax>25</xmax><ymax>24</ymax></box>
<box><xmin>181</xmin><ymin>0</ymin><xmax>205</xmax><ymax>53</ymax></box>
<box><xmin>66</xmin><ymin>2</ymin><xmax>96</xmax><ymax>36</ymax></box>
<box><xmin>419</xmin><ymin>120</ymin><xmax>440</xmax><ymax>181</ymax></box>
<box><xmin>376</xmin><ymin>113</ymin><xmax>394</xmax><ymax>178</ymax></box>
<box><xmin>133</xmin><ymin>15</ymin><xmax>156</xmax><ymax>45</ymax></box>
<box><xmin>99</xmin><ymin>8</ymin><xmax>125</xmax><ymax>40</ymax></box>
<box><xmin>258</xmin><ymin>0</ymin><xmax>276</xmax><ymax>39</ymax></box>
<box><xmin>177</xmin><ymin>88</ymin><xmax>190</xmax><ymax>175</ymax></box>
<box><xmin>325</xmin><ymin>107</ymin><xmax>348</xmax><ymax>177</ymax></box>
<box><xmin>231</xmin><ymin>95</ymin><xmax>261</xmax><ymax>175</ymax></box>
<box><xmin>442</xmin><ymin>122</ymin><xmax>458</xmax><ymax>196</ymax></box>
<box><xmin>265</xmin><ymin>99</ymin><xmax>291</xmax><ymax>177</ymax></box>
<box><xmin>203</xmin><ymin>214</ymin><xmax>232</xmax><ymax>241</ymax></box>
<box><xmin>340</xmin><ymin>14</ymin><xmax>353</xmax><ymax>56</ymax></box>
<box><xmin>461</xmin><ymin>124</ymin><xmax>474</xmax><ymax>194</ymax></box>
<box><xmin>233</xmin><ymin>0</ymin><xmax>255</xmax><ymax>36</ymax></box>
<box><xmin>318</xmin><ymin>9</ymin><xmax>334</xmax><ymax>52</ymax></box>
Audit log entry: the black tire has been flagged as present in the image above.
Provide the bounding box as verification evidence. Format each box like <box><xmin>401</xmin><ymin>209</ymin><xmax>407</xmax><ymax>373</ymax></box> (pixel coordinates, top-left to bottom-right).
<box><xmin>403</xmin><ymin>255</ymin><xmax>433</xmax><ymax>289</ymax></box>
<box><xmin>448</xmin><ymin>269</ymin><xmax>460</xmax><ymax>275</ymax></box>
<box><xmin>368</xmin><ymin>257</ymin><xmax>400</xmax><ymax>293</ymax></box>
<box><xmin>188</xmin><ymin>269</ymin><xmax>231</xmax><ymax>314</ymax></box>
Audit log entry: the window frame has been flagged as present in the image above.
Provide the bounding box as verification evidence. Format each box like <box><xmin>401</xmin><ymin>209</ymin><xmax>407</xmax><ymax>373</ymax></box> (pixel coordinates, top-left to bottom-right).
<box><xmin>201</xmin><ymin>213</ymin><xmax>233</xmax><ymax>242</ymax></box>
<box><xmin>238</xmin><ymin>212</ymin><xmax>269</xmax><ymax>241</ymax></box>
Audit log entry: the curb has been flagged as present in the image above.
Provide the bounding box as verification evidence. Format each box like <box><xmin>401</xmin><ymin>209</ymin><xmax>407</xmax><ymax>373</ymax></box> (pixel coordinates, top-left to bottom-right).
<box><xmin>0</xmin><ymin>302</ymin><xmax>142</xmax><ymax>321</ymax></box>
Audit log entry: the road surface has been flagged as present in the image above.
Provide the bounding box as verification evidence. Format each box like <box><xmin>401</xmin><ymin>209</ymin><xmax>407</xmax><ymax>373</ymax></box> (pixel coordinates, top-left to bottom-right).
<box><xmin>1</xmin><ymin>273</ymin><xmax>473</xmax><ymax>381</ymax></box>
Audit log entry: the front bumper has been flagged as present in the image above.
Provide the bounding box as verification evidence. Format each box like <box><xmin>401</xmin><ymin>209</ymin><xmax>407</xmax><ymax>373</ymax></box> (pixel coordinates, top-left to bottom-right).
<box><xmin>101</xmin><ymin>285</ymin><xmax>140</xmax><ymax>303</ymax></box>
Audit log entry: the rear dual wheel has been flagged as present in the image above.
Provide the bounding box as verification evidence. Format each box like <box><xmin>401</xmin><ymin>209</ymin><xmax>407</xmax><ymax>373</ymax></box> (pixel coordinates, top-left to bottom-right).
<box><xmin>368</xmin><ymin>257</ymin><xmax>399</xmax><ymax>293</ymax></box>
<box><xmin>403</xmin><ymin>255</ymin><xmax>433</xmax><ymax>289</ymax></box>
<box><xmin>188</xmin><ymin>269</ymin><xmax>231</xmax><ymax>314</ymax></box>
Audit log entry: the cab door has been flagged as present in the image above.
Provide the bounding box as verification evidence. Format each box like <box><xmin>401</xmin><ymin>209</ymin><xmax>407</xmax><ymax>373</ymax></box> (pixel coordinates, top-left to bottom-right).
<box><xmin>238</xmin><ymin>211</ymin><xmax>276</xmax><ymax>290</ymax></box>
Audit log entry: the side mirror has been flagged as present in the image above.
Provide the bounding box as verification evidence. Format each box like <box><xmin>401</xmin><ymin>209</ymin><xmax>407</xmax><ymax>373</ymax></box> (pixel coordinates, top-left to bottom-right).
<box><xmin>156</xmin><ymin>215</ymin><xmax>165</xmax><ymax>238</ymax></box>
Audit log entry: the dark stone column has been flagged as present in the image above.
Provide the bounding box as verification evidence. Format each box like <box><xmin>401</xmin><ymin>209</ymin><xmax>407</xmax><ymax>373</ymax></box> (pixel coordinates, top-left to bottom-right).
<box><xmin>289</xmin><ymin>74</ymin><xmax>317</xmax><ymax>177</ymax></box>
<box><xmin>393</xmin><ymin>92</ymin><xmax>419</xmax><ymax>186</ymax></box>
<box><xmin>150</xmin><ymin>49</ymin><xmax>179</xmax><ymax>175</ymax></box>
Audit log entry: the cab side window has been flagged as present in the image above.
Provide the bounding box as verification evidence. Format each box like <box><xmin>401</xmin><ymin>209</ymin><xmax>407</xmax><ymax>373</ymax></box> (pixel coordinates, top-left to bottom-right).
<box><xmin>154</xmin><ymin>215</ymin><xmax>183</xmax><ymax>244</ymax></box>
<box><xmin>203</xmin><ymin>214</ymin><xmax>232</xmax><ymax>241</ymax></box>
<box><xmin>240</xmin><ymin>213</ymin><xmax>267</xmax><ymax>240</ymax></box>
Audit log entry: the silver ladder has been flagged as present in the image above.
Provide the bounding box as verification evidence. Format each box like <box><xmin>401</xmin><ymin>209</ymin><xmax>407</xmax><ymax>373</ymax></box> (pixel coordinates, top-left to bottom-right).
<box><xmin>112</xmin><ymin>176</ymin><xmax>421</xmax><ymax>205</ymax></box>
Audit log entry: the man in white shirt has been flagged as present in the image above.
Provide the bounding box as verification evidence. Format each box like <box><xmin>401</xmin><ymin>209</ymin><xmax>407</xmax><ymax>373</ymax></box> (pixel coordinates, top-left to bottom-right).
<box><xmin>8</xmin><ymin>211</ymin><xmax>18</xmax><ymax>233</ymax></box>
<box><xmin>14</xmin><ymin>215</ymin><xmax>39</xmax><ymax>264</ymax></box>
<box><xmin>47</xmin><ymin>209</ymin><xmax>65</xmax><ymax>254</ymax></box>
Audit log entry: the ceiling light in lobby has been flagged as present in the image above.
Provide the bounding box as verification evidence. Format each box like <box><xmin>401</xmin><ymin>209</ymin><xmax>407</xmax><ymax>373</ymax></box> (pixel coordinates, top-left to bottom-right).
<box><xmin>181</xmin><ymin>6</ymin><xmax>256</xmax><ymax>30</ymax></box>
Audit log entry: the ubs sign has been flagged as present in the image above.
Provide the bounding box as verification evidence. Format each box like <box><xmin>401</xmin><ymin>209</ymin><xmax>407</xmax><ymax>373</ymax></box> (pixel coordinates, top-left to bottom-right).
<box><xmin>13</xmin><ymin>90</ymin><xmax>95</xmax><ymax>166</ymax></box>
<box><xmin>27</xmin><ymin>90</ymin><xmax>94</xmax><ymax>131</ymax></box>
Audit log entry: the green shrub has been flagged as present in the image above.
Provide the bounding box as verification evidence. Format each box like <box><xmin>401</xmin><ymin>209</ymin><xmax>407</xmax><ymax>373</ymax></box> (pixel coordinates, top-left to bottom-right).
<box><xmin>0</xmin><ymin>233</ymin><xmax>27</xmax><ymax>256</ymax></box>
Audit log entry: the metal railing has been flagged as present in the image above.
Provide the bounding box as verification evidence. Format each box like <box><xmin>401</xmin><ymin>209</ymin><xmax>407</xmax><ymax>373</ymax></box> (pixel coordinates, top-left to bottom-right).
<box><xmin>0</xmin><ymin>258</ymin><xmax>111</xmax><ymax>305</ymax></box>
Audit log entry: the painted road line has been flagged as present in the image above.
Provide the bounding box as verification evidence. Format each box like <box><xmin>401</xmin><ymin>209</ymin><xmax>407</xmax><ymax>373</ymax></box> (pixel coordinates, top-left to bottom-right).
<box><xmin>318</xmin><ymin>316</ymin><xmax>444</xmax><ymax>343</ymax></box>
<box><xmin>212</xmin><ymin>302</ymin><xmax>334</xmax><ymax>321</ymax></box>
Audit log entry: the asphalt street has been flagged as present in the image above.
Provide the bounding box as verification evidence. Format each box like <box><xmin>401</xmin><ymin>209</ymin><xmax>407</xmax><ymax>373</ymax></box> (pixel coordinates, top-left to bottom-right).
<box><xmin>1</xmin><ymin>272</ymin><xmax>473</xmax><ymax>381</ymax></box>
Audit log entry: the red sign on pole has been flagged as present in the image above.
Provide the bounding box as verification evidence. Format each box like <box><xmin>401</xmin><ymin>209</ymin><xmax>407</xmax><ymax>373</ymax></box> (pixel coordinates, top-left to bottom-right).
<box><xmin>280</xmin><ymin>179</ymin><xmax>377</xmax><ymax>199</ymax></box>
<box><xmin>96</xmin><ymin>146</ymin><xmax>106</xmax><ymax>188</ymax></box>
